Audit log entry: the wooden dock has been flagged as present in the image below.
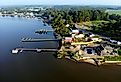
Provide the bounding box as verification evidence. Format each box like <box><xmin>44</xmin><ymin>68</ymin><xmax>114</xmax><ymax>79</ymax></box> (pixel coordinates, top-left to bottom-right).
<box><xmin>36</xmin><ymin>29</ymin><xmax>54</xmax><ymax>32</ymax></box>
<box><xmin>22</xmin><ymin>38</ymin><xmax>61</xmax><ymax>42</ymax></box>
<box><xmin>12</xmin><ymin>48</ymin><xmax>58</xmax><ymax>54</ymax></box>
<box><xmin>35</xmin><ymin>29</ymin><xmax>54</xmax><ymax>33</ymax></box>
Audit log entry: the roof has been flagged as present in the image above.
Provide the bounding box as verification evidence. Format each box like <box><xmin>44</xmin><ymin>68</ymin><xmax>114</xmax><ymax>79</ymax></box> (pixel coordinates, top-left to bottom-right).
<box><xmin>72</xmin><ymin>30</ymin><xmax>79</xmax><ymax>33</ymax></box>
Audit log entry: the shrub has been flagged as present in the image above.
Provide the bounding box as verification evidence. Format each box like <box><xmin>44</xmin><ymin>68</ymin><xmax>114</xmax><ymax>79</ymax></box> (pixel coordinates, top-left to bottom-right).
<box><xmin>118</xmin><ymin>49</ymin><xmax>121</xmax><ymax>55</ymax></box>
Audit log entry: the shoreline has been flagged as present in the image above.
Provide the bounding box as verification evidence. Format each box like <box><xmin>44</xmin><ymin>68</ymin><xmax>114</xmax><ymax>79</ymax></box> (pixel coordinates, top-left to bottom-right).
<box><xmin>4</xmin><ymin>8</ymin><xmax>120</xmax><ymax>67</ymax></box>
<box><xmin>64</xmin><ymin>56</ymin><xmax>121</xmax><ymax>66</ymax></box>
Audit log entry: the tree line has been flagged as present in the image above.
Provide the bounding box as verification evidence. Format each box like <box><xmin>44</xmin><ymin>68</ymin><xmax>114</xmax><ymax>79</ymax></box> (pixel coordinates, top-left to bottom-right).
<box><xmin>41</xmin><ymin>7</ymin><xmax>121</xmax><ymax>40</ymax></box>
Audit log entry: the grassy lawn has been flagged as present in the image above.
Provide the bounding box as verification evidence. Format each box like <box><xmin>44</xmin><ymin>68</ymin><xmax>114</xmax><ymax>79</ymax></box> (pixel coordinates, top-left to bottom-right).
<box><xmin>91</xmin><ymin>20</ymin><xmax>109</xmax><ymax>22</ymax></box>
<box><xmin>78</xmin><ymin>21</ymin><xmax>91</xmax><ymax>26</ymax></box>
<box><xmin>106</xmin><ymin>9</ymin><xmax>121</xmax><ymax>15</ymax></box>
<box><xmin>78</xmin><ymin>20</ymin><xmax>109</xmax><ymax>26</ymax></box>
<box><xmin>104</xmin><ymin>56</ymin><xmax>121</xmax><ymax>61</ymax></box>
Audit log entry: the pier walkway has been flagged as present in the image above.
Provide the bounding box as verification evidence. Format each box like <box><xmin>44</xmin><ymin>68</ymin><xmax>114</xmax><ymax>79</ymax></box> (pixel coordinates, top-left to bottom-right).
<box><xmin>35</xmin><ymin>29</ymin><xmax>54</xmax><ymax>34</ymax></box>
<box><xmin>22</xmin><ymin>38</ymin><xmax>61</xmax><ymax>42</ymax></box>
<box><xmin>12</xmin><ymin>48</ymin><xmax>58</xmax><ymax>54</ymax></box>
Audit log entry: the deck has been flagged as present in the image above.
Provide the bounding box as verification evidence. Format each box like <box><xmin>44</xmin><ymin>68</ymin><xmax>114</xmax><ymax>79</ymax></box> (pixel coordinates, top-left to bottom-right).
<box><xmin>22</xmin><ymin>38</ymin><xmax>61</xmax><ymax>42</ymax></box>
<box><xmin>12</xmin><ymin>48</ymin><xmax>58</xmax><ymax>54</ymax></box>
<box><xmin>35</xmin><ymin>29</ymin><xmax>54</xmax><ymax>34</ymax></box>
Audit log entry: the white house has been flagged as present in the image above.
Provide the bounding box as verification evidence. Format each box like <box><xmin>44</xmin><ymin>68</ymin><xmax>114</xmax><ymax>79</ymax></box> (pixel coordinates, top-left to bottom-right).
<box><xmin>89</xmin><ymin>34</ymin><xmax>95</xmax><ymax>37</ymax></box>
<box><xmin>72</xmin><ymin>30</ymin><xmax>79</xmax><ymax>34</ymax></box>
<box><xmin>66</xmin><ymin>24</ymin><xmax>70</xmax><ymax>27</ymax></box>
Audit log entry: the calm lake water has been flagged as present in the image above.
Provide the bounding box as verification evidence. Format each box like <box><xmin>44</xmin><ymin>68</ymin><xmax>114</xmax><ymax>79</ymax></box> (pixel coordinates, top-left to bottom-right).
<box><xmin>0</xmin><ymin>17</ymin><xmax>121</xmax><ymax>82</ymax></box>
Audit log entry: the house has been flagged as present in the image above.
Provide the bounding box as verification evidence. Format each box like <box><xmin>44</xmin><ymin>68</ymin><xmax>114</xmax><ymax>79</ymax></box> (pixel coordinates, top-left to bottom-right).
<box><xmin>72</xmin><ymin>29</ymin><xmax>79</xmax><ymax>34</ymax></box>
<box><xmin>66</xmin><ymin>24</ymin><xmax>70</xmax><ymax>27</ymax></box>
<box><xmin>92</xmin><ymin>38</ymin><xmax>99</xmax><ymax>41</ymax></box>
<box><xmin>75</xmin><ymin>34</ymin><xmax>85</xmax><ymax>38</ymax></box>
<box><xmin>65</xmin><ymin>37</ymin><xmax>73</xmax><ymax>43</ymax></box>
<box><xmin>110</xmin><ymin>40</ymin><xmax>117</xmax><ymax>44</ymax></box>
<box><xmin>89</xmin><ymin>34</ymin><xmax>95</xmax><ymax>37</ymax></box>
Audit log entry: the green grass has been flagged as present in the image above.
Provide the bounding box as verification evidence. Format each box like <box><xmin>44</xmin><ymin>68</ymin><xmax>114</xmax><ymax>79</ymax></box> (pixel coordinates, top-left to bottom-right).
<box><xmin>106</xmin><ymin>10</ymin><xmax>121</xmax><ymax>15</ymax></box>
<box><xmin>104</xmin><ymin>56</ymin><xmax>121</xmax><ymax>61</ymax></box>
<box><xmin>78</xmin><ymin>20</ymin><xmax>109</xmax><ymax>26</ymax></box>
<box><xmin>91</xmin><ymin>20</ymin><xmax>109</xmax><ymax>23</ymax></box>
<box><xmin>118</xmin><ymin>49</ymin><xmax>121</xmax><ymax>55</ymax></box>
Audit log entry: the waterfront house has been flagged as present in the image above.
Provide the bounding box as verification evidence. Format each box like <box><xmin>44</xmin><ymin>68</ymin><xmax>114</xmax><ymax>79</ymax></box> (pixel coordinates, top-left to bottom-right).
<box><xmin>64</xmin><ymin>37</ymin><xmax>73</xmax><ymax>43</ymax></box>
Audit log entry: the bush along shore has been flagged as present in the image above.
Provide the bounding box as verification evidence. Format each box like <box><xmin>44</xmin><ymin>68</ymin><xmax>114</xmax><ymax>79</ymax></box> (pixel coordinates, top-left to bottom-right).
<box><xmin>57</xmin><ymin>49</ymin><xmax>121</xmax><ymax>66</ymax></box>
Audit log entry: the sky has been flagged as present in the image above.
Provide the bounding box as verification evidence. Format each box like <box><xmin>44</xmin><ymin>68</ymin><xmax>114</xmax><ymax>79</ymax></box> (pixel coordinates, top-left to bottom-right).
<box><xmin>0</xmin><ymin>0</ymin><xmax>121</xmax><ymax>6</ymax></box>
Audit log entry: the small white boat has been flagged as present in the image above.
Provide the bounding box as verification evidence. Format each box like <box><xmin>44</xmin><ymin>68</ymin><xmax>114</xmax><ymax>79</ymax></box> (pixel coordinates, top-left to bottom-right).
<box><xmin>117</xmin><ymin>41</ymin><xmax>121</xmax><ymax>45</ymax></box>
<box><xmin>12</xmin><ymin>49</ymin><xmax>18</xmax><ymax>54</ymax></box>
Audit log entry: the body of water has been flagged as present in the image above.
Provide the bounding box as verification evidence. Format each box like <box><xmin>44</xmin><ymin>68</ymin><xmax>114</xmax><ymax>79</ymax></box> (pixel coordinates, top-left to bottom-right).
<box><xmin>0</xmin><ymin>17</ymin><xmax>121</xmax><ymax>82</ymax></box>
